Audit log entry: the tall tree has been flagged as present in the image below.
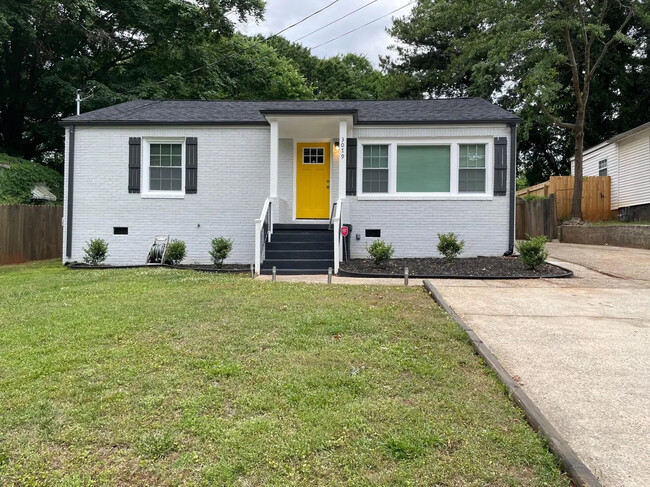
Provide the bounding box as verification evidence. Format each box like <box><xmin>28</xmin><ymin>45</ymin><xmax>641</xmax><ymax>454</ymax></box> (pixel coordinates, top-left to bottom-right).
<box><xmin>0</xmin><ymin>0</ymin><xmax>264</xmax><ymax>160</ymax></box>
<box><xmin>385</xmin><ymin>0</ymin><xmax>648</xmax><ymax>218</ymax></box>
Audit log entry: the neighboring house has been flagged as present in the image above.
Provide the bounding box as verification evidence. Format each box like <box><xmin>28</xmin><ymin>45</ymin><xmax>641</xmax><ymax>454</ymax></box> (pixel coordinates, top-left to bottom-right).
<box><xmin>59</xmin><ymin>99</ymin><xmax>520</xmax><ymax>273</ymax></box>
<box><xmin>571</xmin><ymin>121</ymin><xmax>650</xmax><ymax>221</ymax></box>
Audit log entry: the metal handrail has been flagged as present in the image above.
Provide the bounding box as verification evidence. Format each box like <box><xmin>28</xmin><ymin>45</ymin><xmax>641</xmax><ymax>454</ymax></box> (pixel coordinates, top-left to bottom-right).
<box><xmin>254</xmin><ymin>198</ymin><xmax>272</xmax><ymax>275</ymax></box>
<box><xmin>328</xmin><ymin>201</ymin><xmax>338</xmax><ymax>230</ymax></box>
<box><xmin>331</xmin><ymin>198</ymin><xmax>342</xmax><ymax>274</ymax></box>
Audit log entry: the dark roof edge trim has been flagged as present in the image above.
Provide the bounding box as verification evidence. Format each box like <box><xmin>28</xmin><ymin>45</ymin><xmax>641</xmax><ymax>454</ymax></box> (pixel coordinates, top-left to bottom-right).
<box><xmin>58</xmin><ymin>120</ymin><xmax>271</xmax><ymax>127</ymax></box>
<box><xmin>60</xmin><ymin>118</ymin><xmax>521</xmax><ymax>128</ymax></box>
<box><xmin>357</xmin><ymin>118</ymin><xmax>522</xmax><ymax>126</ymax></box>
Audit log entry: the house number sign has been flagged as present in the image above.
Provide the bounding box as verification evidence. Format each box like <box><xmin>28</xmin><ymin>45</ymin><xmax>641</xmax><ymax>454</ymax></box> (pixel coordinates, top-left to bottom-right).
<box><xmin>339</xmin><ymin>136</ymin><xmax>345</xmax><ymax>160</ymax></box>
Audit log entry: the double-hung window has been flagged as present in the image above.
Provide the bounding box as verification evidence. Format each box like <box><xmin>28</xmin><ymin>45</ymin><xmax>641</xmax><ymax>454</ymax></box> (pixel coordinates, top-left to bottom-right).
<box><xmin>362</xmin><ymin>145</ymin><xmax>389</xmax><ymax>193</ymax></box>
<box><xmin>598</xmin><ymin>159</ymin><xmax>607</xmax><ymax>176</ymax></box>
<box><xmin>458</xmin><ymin>144</ymin><xmax>486</xmax><ymax>192</ymax></box>
<box><xmin>144</xmin><ymin>140</ymin><xmax>184</xmax><ymax>196</ymax></box>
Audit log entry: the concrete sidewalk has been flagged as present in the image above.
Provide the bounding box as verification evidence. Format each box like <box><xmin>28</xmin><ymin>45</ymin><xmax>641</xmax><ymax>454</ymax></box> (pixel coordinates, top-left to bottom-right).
<box><xmin>431</xmin><ymin>243</ymin><xmax>650</xmax><ymax>486</ymax></box>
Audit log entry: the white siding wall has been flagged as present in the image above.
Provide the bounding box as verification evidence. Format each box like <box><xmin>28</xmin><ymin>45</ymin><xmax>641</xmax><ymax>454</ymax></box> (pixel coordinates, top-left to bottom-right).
<box><xmin>345</xmin><ymin>124</ymin><xmax>512</xmax><ymax>258</ymax></box>
<box><xmin>579</xmin><ymin>143</ymin><xmax>619</xmax><ymax>209</ymax></box>
<box><xmin>617</xmin><ymin>133</ymin><xmax>650</xmax><ymax>209</ymax></box>
<box><xmin>64</xmin><ymin>125</ymin><xmax>269</xmax><ymax>265</ymax></box>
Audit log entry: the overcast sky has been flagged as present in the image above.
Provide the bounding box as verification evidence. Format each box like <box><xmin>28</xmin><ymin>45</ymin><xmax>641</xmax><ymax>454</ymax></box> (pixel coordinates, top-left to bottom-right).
<box><xmin>238</xmin><ymin>0</ymin><xmax>414</xmax><ymax>65</ymax></box>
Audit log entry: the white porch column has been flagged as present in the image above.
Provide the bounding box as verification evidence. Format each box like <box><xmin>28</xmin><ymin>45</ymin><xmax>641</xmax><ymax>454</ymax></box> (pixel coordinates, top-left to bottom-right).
<box><xmin>269</xmin><ymin>119</ymin><xmax>279</xmax><ymax>198</ymax></box>
<box><xmin>338</xmin><ymin>119</ymin><xmax>348</xmax><ymax>199</ymax></box>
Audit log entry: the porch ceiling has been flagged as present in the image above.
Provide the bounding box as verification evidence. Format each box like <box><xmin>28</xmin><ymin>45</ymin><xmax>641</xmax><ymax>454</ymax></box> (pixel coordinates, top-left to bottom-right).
<box><xmin>266</xmin><ymin>115</ymin><xmax>353</xmax><ymax>140</ymax></box>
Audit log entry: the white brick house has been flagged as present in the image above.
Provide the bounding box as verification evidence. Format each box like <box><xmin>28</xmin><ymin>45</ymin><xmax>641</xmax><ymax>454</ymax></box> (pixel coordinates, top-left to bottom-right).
<box><xmin>60</xmin><ymin>99</ymin><xmax>520</xmax><ymax>274</ymax></box>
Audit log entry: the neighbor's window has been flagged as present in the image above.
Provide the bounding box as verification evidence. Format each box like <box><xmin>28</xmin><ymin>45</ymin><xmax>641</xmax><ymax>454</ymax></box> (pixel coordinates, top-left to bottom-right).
<box><xmin>362</xmin><ymin>145</ymin><xmax>389</xmax><ymax>193</ymax></box>
<box><xmin>150</xmin><ymin>143</ymin><xmax>182</xmax><ymax>191</ymax></box>
<box><xmin>397</xmin><ymin>145</ymin><xmax>450</xmax><ymax>192</ymax></box>
<box><xmin>458</xmin><ymin>144</ymin><xmax>486</xmax><ymax>193</ymax></box>
<box><xmin>598</xmin><ymin>159</ymin><xmax>607</xmax><ymax>176</ymax></box>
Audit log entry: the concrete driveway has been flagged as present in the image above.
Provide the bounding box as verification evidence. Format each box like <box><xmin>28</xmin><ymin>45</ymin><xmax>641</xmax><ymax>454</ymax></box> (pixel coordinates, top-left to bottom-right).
<box><xmin>431</xmin><ymin>242</ymin><xmax>650</xmax><ymax>487</ymax></box>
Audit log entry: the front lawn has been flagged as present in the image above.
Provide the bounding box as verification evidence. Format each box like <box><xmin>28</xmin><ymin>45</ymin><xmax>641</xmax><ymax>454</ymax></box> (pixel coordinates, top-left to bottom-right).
<box><xmin>0</xmin><ymin>261</ymin><xmax>568</xmax><ymax>486</ymax></box>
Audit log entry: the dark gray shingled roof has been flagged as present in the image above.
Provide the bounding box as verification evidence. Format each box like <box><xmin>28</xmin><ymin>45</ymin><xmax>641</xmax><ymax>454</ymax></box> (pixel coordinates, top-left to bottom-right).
<box><xmin>60</xmin><ymin>98</ymin><xmax>521</xmax><ymax>126</ymax></box>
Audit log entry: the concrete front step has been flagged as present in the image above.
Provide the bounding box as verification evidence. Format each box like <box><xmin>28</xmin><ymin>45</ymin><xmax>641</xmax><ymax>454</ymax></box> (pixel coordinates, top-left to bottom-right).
<box><xmin>262</xmin><ymin>259</ymin><xmax>334</xmax><ymax>270</ymax></box>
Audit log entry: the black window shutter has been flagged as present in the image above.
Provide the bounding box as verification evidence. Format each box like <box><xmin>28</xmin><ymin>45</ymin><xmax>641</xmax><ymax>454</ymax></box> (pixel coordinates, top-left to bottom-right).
<box><xmin>185</xmin><ymin>137</ymin><xmax>198</xmax><ymax>194</ymax></box>
<box><xmin>128</xmin><ymin>137</ymin><xmax>141</xmax><ymax>193</ymax></box>
<box><xmin>346</xmin><ymin>138</ymin><xmax>357</xmax><ymax>196</ymax></box>
<box><xmin>494</xmin><ymin>137</ymin><xmax>507</xmax><ymax>196</ymax></box>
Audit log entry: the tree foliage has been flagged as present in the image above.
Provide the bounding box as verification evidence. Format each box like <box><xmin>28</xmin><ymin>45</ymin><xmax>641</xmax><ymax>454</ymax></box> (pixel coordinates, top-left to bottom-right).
<box><xmin>0</xmin><ymin>152</ymin><xmax>63</xmax><ymax>204</ymax></box>
<box><xmin>384</xmin><ymin>0</ymin><xmax>649</xmax><ymax>203</ymax></box>
<box><xmin>268</xmin><ymin>37</ymin><xmax>387</xmax><ymax>100</ymax></box>
<box><xmin>0</xmin><ymin>0</ymin><xmax>265</xmax><ymax>160</ymax></box>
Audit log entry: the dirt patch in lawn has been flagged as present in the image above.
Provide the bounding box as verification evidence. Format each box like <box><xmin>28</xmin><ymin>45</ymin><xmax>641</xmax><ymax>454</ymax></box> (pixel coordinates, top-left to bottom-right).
<box><xmin>340</xmin><ymin>256</ymin><xmax>571</xmax><ymax>279</ymax></box>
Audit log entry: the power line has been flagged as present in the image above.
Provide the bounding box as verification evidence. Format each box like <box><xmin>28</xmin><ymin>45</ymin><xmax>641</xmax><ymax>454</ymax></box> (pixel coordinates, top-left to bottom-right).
<box><xmin>292</xmin><ymin>0</ymin><xmax>379</xmax><ymax>43</ymax></box>
<box><xmin>176</xmin><ymin>0</ymin><xmax>341</xmax><ymax>79</ymax></box>
<box><xmin>309</xmin><ymin>1</ymin><xmax>414</xmax><ymax>51</ymax></box>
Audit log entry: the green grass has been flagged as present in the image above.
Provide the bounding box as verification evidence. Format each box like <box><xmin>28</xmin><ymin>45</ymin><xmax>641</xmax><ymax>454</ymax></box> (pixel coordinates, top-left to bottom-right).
<box><xmin>0</xmin><ymin>261</ymin><xmax>569</xmax><ymax>486</ymax></box>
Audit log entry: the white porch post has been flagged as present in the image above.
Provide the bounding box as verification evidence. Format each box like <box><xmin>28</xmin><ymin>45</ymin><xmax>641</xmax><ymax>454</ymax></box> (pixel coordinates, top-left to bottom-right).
<box><xmin>270</xmin><ymin>120</ymin><xmax>279</xmax><ymax>199</ymax></box>
<box><xmin>338</xmin><ymin>120</ymin><xmax>348</xmax><ymax>200</ymax></box>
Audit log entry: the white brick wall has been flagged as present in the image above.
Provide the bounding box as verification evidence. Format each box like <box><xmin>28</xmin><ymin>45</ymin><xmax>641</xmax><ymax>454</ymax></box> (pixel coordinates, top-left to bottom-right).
<box><xmin>63</xmin><ymin>123</ymin><xmax>514</xmax><ymax>265</ymax></box>
<box><xmin>345</xmin><ymin>124</ymin><xmax>513</xmax><ymax>258</ymax></box>
<box><xmin>64</xmin><ymin>125</ymin><xmax>269</xmax><ymax>265</ymax></box>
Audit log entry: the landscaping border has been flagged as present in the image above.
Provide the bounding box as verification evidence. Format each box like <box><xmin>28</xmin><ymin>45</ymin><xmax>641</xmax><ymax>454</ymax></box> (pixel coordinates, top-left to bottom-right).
<box><xmin>422</xmin><ymin>280</ymin><xmax>601</xmax><ymax>487</ymax></box>
<box><xmin>65</xmin><ymin>263</ymin><xmax>250</xmax><ymax>274</ymax></box>
<box><xmin>339</xmin><ymin>261</ymin><xmax>574</xmax><ymax>279</ymax></box>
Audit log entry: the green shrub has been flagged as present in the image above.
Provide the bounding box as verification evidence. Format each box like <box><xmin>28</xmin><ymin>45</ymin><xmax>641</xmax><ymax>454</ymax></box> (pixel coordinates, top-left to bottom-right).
<box><xmin>437</xmin><ymin>233</ymin><xmax>465</xmax><ymax>262</ymax></box>
<box><xmin>0</xmin><ymin>153</ymin><xmax>63</xmax><ymax>205</ymax></box>
<box><xmin>165</xmin><ymin>239</ymin><xmax>186</xmax><ymax>265</ymax></box>
<box><xmin>516</xmin><ymin>235</ymin><xmax>549</xmax><ymax>270</ymax></box>
<box><xmin>520</xmin><ymin>194</ymin><xmax>548</xmax><ymax>201</ymax></box>
<box><xmin>82</xmin><ymin>238</ymin><xmax>108</xmax><ymax>265</ymax></box>
<box><xmin>366</xmin><ymin>239</ymin><xmax>395</xmax><ymax>266</ymax></box>
<box><xmin>209</xmin><ymin>237</ymin><xmax>233</xmax><ymax>267</ymax></box>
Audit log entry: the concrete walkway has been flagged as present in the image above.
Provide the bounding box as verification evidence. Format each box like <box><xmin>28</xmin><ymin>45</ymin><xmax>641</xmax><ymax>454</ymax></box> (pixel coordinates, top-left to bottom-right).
<box><xmin>431</xmin><ymin>243</ymin><xmax>650</xmax><ymax>487</ymax></box>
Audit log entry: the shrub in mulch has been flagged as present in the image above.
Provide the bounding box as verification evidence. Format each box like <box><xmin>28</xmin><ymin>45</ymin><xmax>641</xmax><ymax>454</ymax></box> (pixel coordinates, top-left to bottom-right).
<box><xmin>339</xmin><ymin>256</ymin><xmax>571</xmax><ymax>279</ymax></box>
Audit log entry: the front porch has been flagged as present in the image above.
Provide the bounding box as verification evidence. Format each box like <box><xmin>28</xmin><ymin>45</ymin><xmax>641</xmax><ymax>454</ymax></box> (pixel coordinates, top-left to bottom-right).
<box><xmin>255</xmin><ymin>113</ymin><xmax>352</xmax><ymax>274</ymax></box>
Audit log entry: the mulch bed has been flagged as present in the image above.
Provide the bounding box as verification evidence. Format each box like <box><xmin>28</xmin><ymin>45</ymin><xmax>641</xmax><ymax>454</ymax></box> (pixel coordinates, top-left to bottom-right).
<box><xmin>339</xmin><ymin>256</ymin><xmax>572</xmax><ymax>279</ymax></box>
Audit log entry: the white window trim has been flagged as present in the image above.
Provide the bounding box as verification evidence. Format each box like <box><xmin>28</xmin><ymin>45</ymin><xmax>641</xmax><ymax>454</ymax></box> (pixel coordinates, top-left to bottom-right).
<box><xmin>141</xmin><ymin>138</ymin><xmax>186</xmax><ymax>199</ymax></box>
<box><xmin>356</xmin><ymin>137</ymin><xmax>494</xmax><ymax>201</ymax></box>
<box><xmin>598</xmin><ymin>159</ymin><xmax>608</xmax><ymax>176</ymax></box>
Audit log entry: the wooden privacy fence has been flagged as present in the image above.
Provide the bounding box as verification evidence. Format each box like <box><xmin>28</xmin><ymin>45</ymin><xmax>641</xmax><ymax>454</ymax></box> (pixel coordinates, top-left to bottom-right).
<box><xmin>516</xmin><ymin>194</ymin><xmax>557</xmax><ymax>240</ymax></box>
<box><xmin>517</xmin><ymin>175</ymin><xmax>612</xmax><ymax>221</ymax></box>
<box><xmin>0</xmin><ymin>205</ymin><xmax>63</xmax><ymax>265</ymax></box>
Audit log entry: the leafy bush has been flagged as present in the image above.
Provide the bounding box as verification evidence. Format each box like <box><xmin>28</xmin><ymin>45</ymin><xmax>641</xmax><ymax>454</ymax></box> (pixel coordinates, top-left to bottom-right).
<box><xmin>437</xmin><ymin>233</ymin><xmax>465</xmax><ymax>262</ymax></box>
<box><xmin>0</xmin><ymin>153</ymin><xmax>63</xmax><ymax>204</ymax></box>
<box><xmin>165</xmin><ymin>239</ymin><xmax>186</xmax><ymax>265</ymax></box>
<box><xmin>520</xmin><ymin>194</ymin><xmax>548</xmax><ymax>201</ymax></box>
<box><xmin>516</xmin><ymin>235</ymin><xmax>548</xmax><ymax>270</ymax></box>
<box><xmin>82</xmin><ymin>238</ymin><xmax>108</xmax><ymax>265</ymax></box>
<box><xmin>209</xmin><ymin>237</ymin><xmax>233</xmax><ymax>267</ymax></box>
<box><xmin>366</xmin><ymin>239</ymin><xmax>395</xmax><ymax>266</ymax></box>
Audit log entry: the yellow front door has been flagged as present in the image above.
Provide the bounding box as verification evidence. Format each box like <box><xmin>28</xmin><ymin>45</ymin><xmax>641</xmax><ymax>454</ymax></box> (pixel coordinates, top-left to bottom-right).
<box><xmin>296</xmin><ymin>142</ymin><xmax>330</xmax><ymax>219</ymax></box>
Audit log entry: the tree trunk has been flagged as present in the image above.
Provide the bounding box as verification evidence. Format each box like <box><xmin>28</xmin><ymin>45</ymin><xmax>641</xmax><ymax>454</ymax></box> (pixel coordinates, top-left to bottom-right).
<box><xmin>570</xmin><ymin>117</ymin><xmax>585</xmax><ymax>220</ymax></box>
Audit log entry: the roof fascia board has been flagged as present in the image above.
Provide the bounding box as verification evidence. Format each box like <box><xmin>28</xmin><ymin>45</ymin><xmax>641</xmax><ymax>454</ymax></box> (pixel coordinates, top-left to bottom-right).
<box><xmin>59</xmin><ymin>120</ymin><xmax>270</xmax><ymax>127</ymax></box>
